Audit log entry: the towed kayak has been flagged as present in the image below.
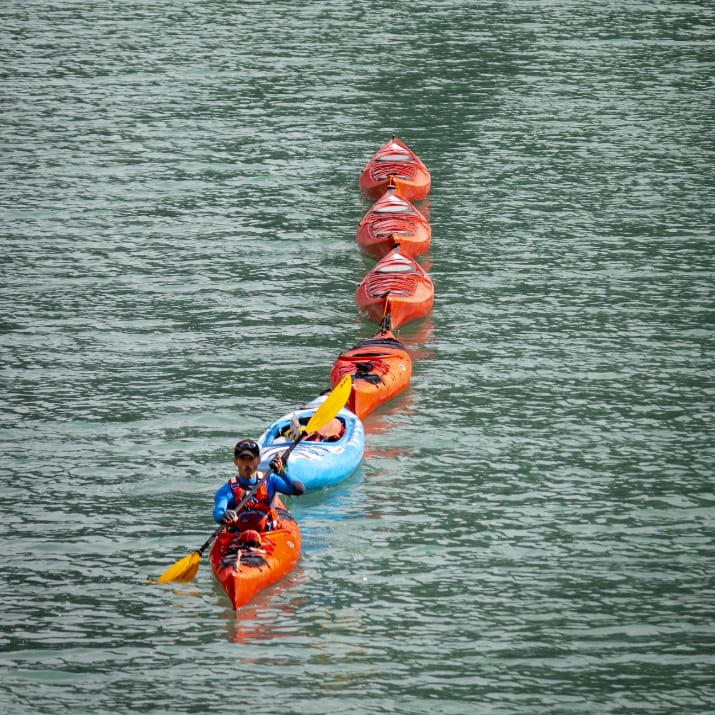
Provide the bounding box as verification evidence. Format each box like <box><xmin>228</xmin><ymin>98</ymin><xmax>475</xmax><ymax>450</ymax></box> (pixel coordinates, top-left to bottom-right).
<box><xmin>356</xmin><ymin>177</ymin><xmax>432</xmax><ymax>259</ymax></box>
<box><xmin>355</xmin><ymin>246</ymin><xmax>434</xmax><ymax>329</ymax></box>
<box><xmin>209</xmin><ymin>499</ymin><xmax>300</xmax><ymax>610</ymax></box>
<box><xmin>329</xmin><ymin>328</ymin><xmax>412</xmax><ymax>420</ymax></box>
<box><xmin>256</xmin><ymin>395</ymin><xmax>364</xmax><ymax>492</ymax></box>
<box><xmin>358</xmin><ymin>136</ymin><xmax>431</xmax><ymax>203</ymax></box>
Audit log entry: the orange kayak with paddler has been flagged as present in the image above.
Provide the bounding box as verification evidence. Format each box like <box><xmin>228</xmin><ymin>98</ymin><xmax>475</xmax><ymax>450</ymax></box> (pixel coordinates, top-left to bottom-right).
<box><xmin>208</xmin><ymin>498</ymin><xmax>301</xmax><ymax>610</ymax></box>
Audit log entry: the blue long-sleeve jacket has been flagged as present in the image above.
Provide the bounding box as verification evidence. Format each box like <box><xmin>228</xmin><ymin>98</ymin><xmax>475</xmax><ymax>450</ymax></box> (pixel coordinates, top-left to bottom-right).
<box><xmin>213</xmin><ymin>470</ymin><xmax>302</xmax><ymax>523</ymax></box>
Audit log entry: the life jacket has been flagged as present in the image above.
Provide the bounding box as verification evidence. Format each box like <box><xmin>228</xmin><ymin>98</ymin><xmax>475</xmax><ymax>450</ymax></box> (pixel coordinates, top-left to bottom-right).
<box><xmin>313</xmin><ymin>417</ymin><xmax>344</xmax><ymax>442</ymax></box>
<box><xmin>228</xmin><ymin>474</ymin><xmax>278</xmax><ymax>531</ymax></box>
<box><xmin>288</xmin><ymin>417</ymin><xmax>344</xmax><ymax>442</ymax></box>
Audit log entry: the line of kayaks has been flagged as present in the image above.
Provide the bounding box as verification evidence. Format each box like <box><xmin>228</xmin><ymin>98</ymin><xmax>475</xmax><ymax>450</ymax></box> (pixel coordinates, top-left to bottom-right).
<box><xmin>209</xmin><ymin>137</ymin><xmax>434</xmax><ymax>609</ymax></box>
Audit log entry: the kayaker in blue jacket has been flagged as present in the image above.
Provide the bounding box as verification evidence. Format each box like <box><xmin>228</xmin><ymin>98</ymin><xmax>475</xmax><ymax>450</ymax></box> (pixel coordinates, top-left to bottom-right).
<box><xmin>213</xmin><ymin>438</ymin><xmax>305</xmax><ymax>531</ymax></box>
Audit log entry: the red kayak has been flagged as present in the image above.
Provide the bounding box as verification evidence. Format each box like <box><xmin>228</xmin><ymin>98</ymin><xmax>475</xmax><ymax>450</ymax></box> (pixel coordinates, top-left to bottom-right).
<box><xmin>358</xmin><ymin>136</ymin><xmax>431</xmax><ymax>203</ymax></box>
<box><xmin>356</xmin><ymin>177</ymin><xmax>432</xmax><ymax>259</ymax></box>
<box><xmin>209</xmin><ymin>499</ymin><xmax>301</xmax><ymax>610</ymax></box>
<box><xmin>329</xmin><ymin>328</ymin><xmax>412</xmax><ymax>420</ymax></box>
<box><xmin>355</xmin><ymin>247</ymin><xmax>434</xmax><ymax>329</ymax></box>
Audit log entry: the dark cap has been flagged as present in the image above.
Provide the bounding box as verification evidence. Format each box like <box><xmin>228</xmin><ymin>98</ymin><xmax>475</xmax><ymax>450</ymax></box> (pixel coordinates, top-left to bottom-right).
<box><xmin>234</xmin><ymin>439</ymin><xmax>260</xmax><ymax>459</ymax></box>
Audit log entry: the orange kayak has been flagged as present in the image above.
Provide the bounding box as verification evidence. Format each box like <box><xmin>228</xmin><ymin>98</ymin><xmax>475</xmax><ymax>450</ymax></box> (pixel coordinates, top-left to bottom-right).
<box><xmin>358</xmin><ymin>136</ymin><xmax>431</xmax><ymax>203</ymax></box>
<box><xmin>355</xmin><ymin>247</ymin><xmax>434</xmax><ymax>329</ymax></box>
<box><xmin>356</xmin><ymin>177</ymin><xmax>432</xmax><ymax>259</ymax></box>
<box><xmin>209</xmin><ymin>499</ymin><xmax>300</xmax><ymax>610</ymax></box>
<box><xmin>329</xmin><ymin>329</ymin><xmax>412</xmax><ymax>419</ymax></box>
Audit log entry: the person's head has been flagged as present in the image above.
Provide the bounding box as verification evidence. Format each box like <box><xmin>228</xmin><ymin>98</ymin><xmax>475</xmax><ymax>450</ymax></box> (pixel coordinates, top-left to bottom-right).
<box><xmin>233</xmin><ymin>439</ymin><xmax>261</xmax><ymax>478</ymax></box>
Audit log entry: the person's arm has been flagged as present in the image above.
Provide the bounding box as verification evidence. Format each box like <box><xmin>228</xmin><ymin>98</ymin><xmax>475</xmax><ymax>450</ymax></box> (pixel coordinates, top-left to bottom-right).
<box><xmin>213</xmin><ymin>482</ymin><xmax>233</xmax><ymax>523</ymax></box>
<box><xmin>268</xmin><ymin>468</ymin><xmax>305</xmax><ymax>496</ymax></box>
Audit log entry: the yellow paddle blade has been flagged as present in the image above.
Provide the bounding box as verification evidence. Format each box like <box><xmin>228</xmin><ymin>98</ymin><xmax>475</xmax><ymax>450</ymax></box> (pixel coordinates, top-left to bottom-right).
<box><xmin>306</xmin><ymin>375</ymin><xmax>352</xmax><ymax>433</ymax></box>
<box><xmin>157</xmin><ymin>551</ymin><xmax>201</xmax><ymax>584</ymax></box>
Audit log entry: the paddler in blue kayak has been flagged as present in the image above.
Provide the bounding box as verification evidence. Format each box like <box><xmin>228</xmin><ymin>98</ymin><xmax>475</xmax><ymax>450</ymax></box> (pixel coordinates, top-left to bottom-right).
<box><xmin>213</xmin><ymin>438</ymin><xmax>305</xmax><ymax>532</ymax></box>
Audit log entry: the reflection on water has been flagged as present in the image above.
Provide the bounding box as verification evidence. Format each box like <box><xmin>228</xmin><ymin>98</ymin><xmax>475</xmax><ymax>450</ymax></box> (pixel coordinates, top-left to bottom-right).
<box><xmin>361</xmin><ymin>392</ymin><xmax>418</xmax><ymax>449</ymax></box>
<box><xmin>221</xmin><ymin>573</ymin><xmax>309</xmax><ymax>645</ymax></box>
<box><xmin>392</xmin><ymin>314</ymin><xmax>436</xmax><ymax>358</ymax></box>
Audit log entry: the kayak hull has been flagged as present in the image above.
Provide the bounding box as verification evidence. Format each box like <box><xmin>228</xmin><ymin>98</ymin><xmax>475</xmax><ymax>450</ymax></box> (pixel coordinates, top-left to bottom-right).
<box><xmin>256</xmin><ymin>396</ymin><xmax>364</xmax><ymax>492</ymax></box>
<box><xmin>209</xmin><ymin>500</ymin><xmax>301</xmax><ymax>610</ymax></box>
<box><xmin>355</xmin><ymin>247</ymin><xmax>434</xmax><ymax>329</ymax></box>
<box><xmin>356</xmin><ymin>185</ymin><xmax>432</xmax><ymax>259</ymax></box>
<box><xmin>329</xmin><ymin>330</ymin><xmax>412</xmax><ymax>419</ymax></box>
<box><xmin>359</xmin><ymin>136</ymin><xmax>431</xmax><ymax>202</ymax></box>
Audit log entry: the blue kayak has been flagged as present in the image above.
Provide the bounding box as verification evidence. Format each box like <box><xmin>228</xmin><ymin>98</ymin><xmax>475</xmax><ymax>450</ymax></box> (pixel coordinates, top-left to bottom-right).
<box><xmin>256</xmin><ymin>396</ymin><xmax>364</xmax><ymax>492</ymax></box>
